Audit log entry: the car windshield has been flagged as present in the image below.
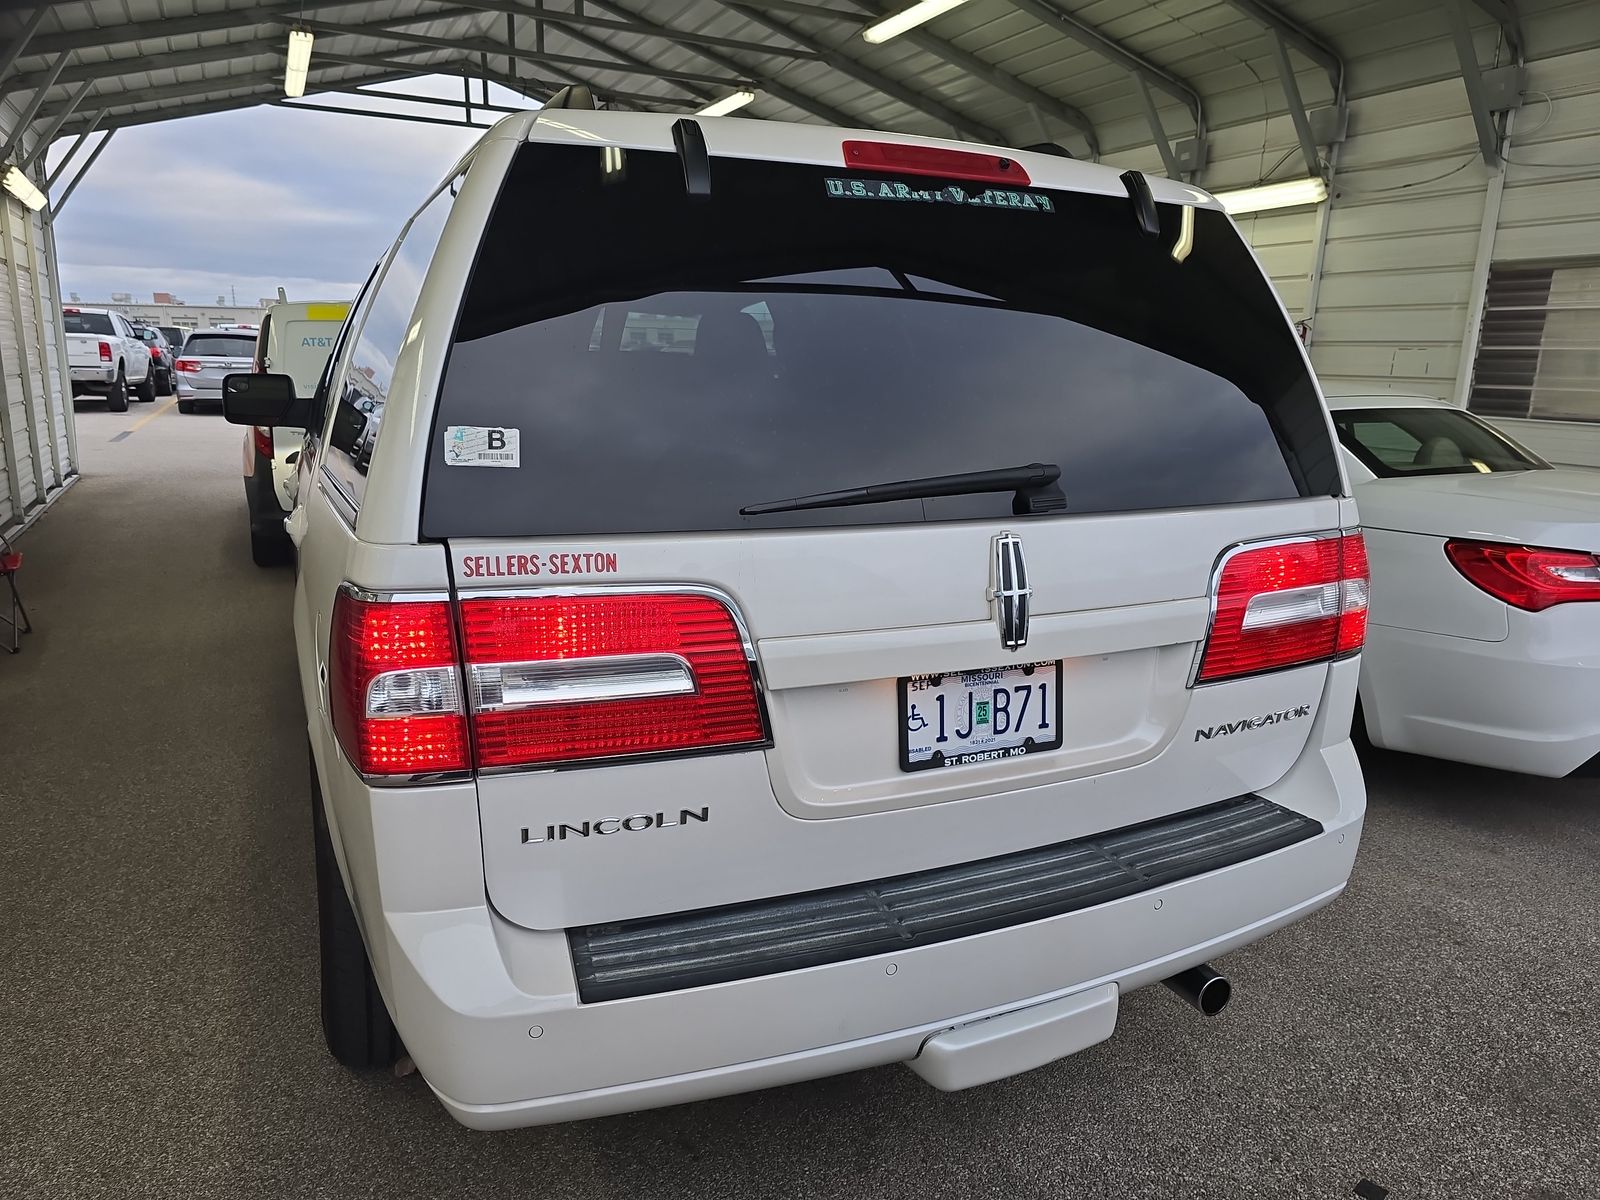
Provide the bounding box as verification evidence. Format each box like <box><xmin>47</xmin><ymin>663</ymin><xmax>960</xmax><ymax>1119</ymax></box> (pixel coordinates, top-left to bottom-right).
<box><xmin>63</xmin><ymin>311</ymin><xmax>114</xmax><ymax>335</ymax></box>
<box><xmin>1333</xmin><ymin>406</ymin><xmax>1548</xmax><ymax>477</ymax></box>
<box><xmin>423</xmin><ymin>144</ymin><xmax>1337</xmax><ymax>538</ymax></box>
<box><xmin>183</xmin><ymin>334</ymin><xmax>256</xmax><ymax>358</ymax></box>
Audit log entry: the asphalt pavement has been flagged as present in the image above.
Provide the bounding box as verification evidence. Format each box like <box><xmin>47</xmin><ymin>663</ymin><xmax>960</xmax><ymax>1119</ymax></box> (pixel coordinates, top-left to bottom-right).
<box><xmin>2</xmin><ymin>401</ymin><xmax>1596</xmax><ymax>1200</ymax></box>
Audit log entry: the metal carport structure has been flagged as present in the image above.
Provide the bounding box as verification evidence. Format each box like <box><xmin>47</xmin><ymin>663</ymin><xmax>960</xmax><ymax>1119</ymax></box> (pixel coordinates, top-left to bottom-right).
<box><xmin>2</xmin><ymin>0</ymin><xmax>1598</xmax><ymax>537</ymax></box>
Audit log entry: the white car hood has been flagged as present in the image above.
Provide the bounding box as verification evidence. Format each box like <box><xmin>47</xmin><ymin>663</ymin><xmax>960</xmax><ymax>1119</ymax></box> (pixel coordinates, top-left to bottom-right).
<box><xmin>1356</xmin><ymin>467</ymin><xmax>1600</xmax><ymax>552</ymax></box>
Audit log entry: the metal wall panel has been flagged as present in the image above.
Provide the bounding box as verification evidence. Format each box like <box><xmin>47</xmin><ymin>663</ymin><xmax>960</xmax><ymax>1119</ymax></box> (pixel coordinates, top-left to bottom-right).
<box><xmin>0</xmin><ymin>95</ymin><xmax>78</xmax><ymax>536</ymax></box>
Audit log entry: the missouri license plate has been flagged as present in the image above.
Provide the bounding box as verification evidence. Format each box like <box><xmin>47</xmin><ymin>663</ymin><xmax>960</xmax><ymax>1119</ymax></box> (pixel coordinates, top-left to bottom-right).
<box><xmin>898</xmin><ymin>661</ymin><xmax>1064</xmax><ymax>772</ymax></box>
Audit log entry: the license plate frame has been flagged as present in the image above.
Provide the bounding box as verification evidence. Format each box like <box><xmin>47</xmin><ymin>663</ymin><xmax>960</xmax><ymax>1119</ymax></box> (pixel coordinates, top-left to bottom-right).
<box><xmin>897</xmin><ymin>661</ymin><xmax>1065</xmax><ymax>772</ymax></box>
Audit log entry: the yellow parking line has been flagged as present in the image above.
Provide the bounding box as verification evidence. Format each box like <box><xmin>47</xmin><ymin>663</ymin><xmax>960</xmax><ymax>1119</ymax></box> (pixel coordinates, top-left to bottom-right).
<box><xmin>126</xmin><ymin>395</ymin><xmax>178</xmax><ymax>433</ymax></box>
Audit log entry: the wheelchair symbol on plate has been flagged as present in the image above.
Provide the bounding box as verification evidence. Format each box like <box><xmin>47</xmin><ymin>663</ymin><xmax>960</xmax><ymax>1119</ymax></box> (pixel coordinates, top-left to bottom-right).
<box><xmin>906</xmin><ymin>704</ymin><xmax>929</xmax><ymax>732</ymax></box>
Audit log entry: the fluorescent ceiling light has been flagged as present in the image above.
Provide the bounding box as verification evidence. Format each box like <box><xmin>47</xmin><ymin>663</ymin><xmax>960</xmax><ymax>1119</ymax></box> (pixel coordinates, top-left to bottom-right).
<box><xmin>3</xmin><ymin>165</ymin><xmax>46</xmax><ymax>212</ymax></box>
<box><xmin>695</xmin><ymin>90</ymin><xmax>756</xmax><ymax>117</ymax></box>
<box><xmin>284</xmin><ymin>29</ymin><xmax>314</xmax><ymax>98</ymax></box>
<box><xmin>1214</xmin><ymin>176</ymin><xmax>1328</xmax><ymax>216</ymax></box>
<box><xmin>862</xmin><ymin>0</ymin><xmax>971</xmax><ymax>44</ymax></box>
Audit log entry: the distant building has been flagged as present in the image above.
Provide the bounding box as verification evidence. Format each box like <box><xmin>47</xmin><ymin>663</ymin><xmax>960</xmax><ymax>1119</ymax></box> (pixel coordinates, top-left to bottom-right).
<box><xmin>86</xmin><ymin>299</ymin><xmax>269</xmax><ymax>331</ymax></box>
<box><xmin>110</xmin><ymin>291</ymin><xmax>132</xmax><ymax>304</ymax></box>
<box><xmin>153</xmin><ymin>292</ymin><xmax>181</xmax><ymax>305</ymax></box>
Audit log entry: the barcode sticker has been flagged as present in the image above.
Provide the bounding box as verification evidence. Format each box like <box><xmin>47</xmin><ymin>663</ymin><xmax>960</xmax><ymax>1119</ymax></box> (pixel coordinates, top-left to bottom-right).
<box><xmin>445</xmin><ymin>426</ymin><xmax>520</xmax><ymax>468</ymax></box>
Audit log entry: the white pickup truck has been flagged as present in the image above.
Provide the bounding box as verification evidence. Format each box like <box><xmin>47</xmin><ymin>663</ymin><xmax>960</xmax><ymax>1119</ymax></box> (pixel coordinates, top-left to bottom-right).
<box><xmin>64</xmin><ymin>306</ymin><xmax>155</xmax><ymax>412</ymax></box>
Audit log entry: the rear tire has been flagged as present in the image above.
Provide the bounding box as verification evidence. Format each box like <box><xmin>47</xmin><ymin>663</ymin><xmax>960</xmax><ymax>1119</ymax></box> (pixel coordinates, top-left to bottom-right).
<box><xmin>107</xmin><ymin>367</ymin><xmax>129</xmax><ymax>413</ymax></box>
<box><xmin>311</xmin><ymin>752</ymin><xmax>401</xmax><ymax>1070</ymax></box>
<box><xmin>136</xmin><ymin>369</ymin><xmax>157</xmax><ymax>403</ymax></box>
<box><xmin>177</xmin><ymin>399</ymin><xmax>195</xmax><ymax>414</ymax></box>
<box><xmin>250</xmin><ymin>527</ymin><xmax>290</xmax><ymax>567</ymax></box>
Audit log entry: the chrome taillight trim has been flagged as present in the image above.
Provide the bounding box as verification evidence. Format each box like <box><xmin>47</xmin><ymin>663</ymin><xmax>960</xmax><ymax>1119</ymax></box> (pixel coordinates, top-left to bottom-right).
<box><xmin>467</xmin><ymin>652</ymin><xmax>697</xmax><ymax>712</ymax></box>
<box><xmin>452</xmin><ymin>582</ymin><xmax>771</xmax><ymax>775</ymax></box>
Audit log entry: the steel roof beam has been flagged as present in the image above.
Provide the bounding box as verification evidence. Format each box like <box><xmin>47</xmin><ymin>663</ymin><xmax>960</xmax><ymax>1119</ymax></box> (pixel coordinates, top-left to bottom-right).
<box><xmin>0</xmin><ymin>50</ymin><xmax>68</xmax><ymax>161</ymax></box>
<box><xmin>7</xmin><ymin>37</ymin><xmax>290</xmax><ymax>92</ymax></box>
<box><xmin>0</xmin><ymin>5</ymin><xmax>50</xmax><ymax>85</ymax></box>
<box><xmin>446</xmin><ymin>0</ymin><xmax>826</xmax><ymax>61</ymax></box>
<box><xmin>510</xmin><ymin>5</ymin><xmax>733</xmax><ymax>111</ymax></box>
<box><xmin>60</xmin><ymin>93</ymin><xmax>288</xmax><ymax>137</ymax></box>
<box><xmin>20</xmin><ymin>77</ymin><xmax>94</xmax><ymax>170</ymax></box>
<box><xmin>18</xmin><ymin>0</ymin><xmax>455</xmax><ymax>58</ymax></box>
<box><xmin>276</xmin><ymin>98</ymin><xmax>497</xmax><ymax>129</ymax></box>
<box><xmin>840</xmin><ymin>0</ymin><xmax>1097</xmax><ymax>154</ymax></box>
<box><xmin>1465</xmin><ymin>0</ymin><xmax>1523</xmax><ymax>58</ymax></box>
<box><xmin>1444</xmin><ymin>0</ymin><xmax>1505</xmax><ymax>166</ymax></box>
<box><xmin>298</xmin><ymin>17</ymin><xmax>752</xmax><ymax>88</ymax></box>
<box><xmin>1003</xmin><ymin>0</ymin><xmax>1201</xmax><ymax>128</ymax></box>
<box><xmin>43</xmin><ymin>64</ymin><xmax>425</xmax><ymax>127</ymax></box>
<box><xmin>1218</xmin><ymin>0</ymin><xmax>1342</xmax><ymax>94</ymax></box>
<box><xmin>716</xmin><ymin>2</ymin><xmax>1004</xmax><ymax>143</ymax></box>
<box><xmin>1265</xmin><ymin>28</ymin><xmax>1321</xmax><ymax>177</ymax></box>
<box><xmin>50</xmin><ymin>128</ymin><xmax>114</xmax><ymax>217</ymax></box>
<box><xmin>583</xmin><ymin>0</ymin><xmax>861</xmax><ymax>126</ymax></box>
<box><xmin>46</xmin><ymin>111</ymin><xmax>105</xmax><ymax>189</ymax></box>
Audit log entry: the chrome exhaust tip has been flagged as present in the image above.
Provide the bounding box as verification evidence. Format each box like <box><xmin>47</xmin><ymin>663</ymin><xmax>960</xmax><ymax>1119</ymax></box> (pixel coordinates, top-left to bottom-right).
<box><xmin>1162</xmin><ymin>963</ymin><xmax>1231</xmax><ymax>1017</ymax></box>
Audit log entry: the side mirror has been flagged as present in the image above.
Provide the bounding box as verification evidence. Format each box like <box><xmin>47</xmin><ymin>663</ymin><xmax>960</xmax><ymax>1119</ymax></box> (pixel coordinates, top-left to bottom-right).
<box><xmin>222</xmin><ymin>373</ymin><xmax>310</xmax><ymax>428</ymax></box>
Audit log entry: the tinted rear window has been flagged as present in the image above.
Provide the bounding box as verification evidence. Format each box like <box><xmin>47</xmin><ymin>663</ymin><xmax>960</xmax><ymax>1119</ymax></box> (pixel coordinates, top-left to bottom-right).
<box><xmin>64</xmin><ymin>312</ymin><xmax>114</xmax><ymax>335</ymax></box>
<box><xmin>423</xmin><ymin>145</ymin><xmax>1337</xmax><ymax>538</ymax></box>
<box><xmin>183</xmin><ymin>334</ymin><xmax>256</xmax><ymax>358</ymax></box>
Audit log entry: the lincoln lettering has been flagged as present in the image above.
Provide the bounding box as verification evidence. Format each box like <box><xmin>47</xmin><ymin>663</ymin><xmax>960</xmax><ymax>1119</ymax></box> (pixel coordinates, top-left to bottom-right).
<box><xmin>1194</xmin><ymin>705</ymin><xmax>1312</xmax><ymax>741</ymax></box>
<box><xmin>521</xmin><ymin>807</ymin><xmax>710</xmax><ymax>844</ymax></box>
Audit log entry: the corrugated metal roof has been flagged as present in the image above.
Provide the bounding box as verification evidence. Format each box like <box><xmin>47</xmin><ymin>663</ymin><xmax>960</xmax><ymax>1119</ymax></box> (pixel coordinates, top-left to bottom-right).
<box><xmin>0</xmin><ymin>0</ymin><xmax>1529</xmax><ymax>168</ymax></box>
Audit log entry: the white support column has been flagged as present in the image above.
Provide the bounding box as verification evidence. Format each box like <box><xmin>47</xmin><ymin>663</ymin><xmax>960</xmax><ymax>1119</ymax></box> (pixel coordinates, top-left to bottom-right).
<box><xmin>1454</xmin><ymin>107</ymin><xmax>1516</xmax><ymax>409</ymax></box>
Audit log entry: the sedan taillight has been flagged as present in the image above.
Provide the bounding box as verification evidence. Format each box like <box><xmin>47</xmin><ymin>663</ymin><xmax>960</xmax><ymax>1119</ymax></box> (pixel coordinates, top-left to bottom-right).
<box><xmin>1445</xmin><ymin>539</ymin><xmax>1600</xmax><ymax>611</ymax></box>
<box><xmin>148</xmin><ymin>346</ymin><xmax>162</xmax><ymax>358</ymax></box>
<box><xmin>1194</xmin><ymin>532</ymin><xmax>1369</xmax><ymax>684</ymax></box>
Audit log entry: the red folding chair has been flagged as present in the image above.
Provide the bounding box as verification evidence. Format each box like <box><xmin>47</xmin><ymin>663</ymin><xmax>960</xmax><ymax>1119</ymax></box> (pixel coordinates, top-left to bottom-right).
<box><xmin>0</xmin><ymin>531</ymin><xmax>30</xmax><ymax>653</ymax></box>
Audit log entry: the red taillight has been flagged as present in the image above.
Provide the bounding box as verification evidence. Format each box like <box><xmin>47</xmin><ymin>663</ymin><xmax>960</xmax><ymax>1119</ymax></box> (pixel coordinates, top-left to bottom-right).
<box><xmin>458</xmin><ymin>593</ymin><xmax>765</xmax><ymax>768</ymax></box>
<box><xmin>1195</xmin><ymin>532</ymin><xmax>1369</xmax><ymax>684</ymax></box>
<box><xmin>175</xmin><ymin>358</ymin><xmax>200</xmax><ymax>373</ymax></box>
<box><xmin>252</xmin><ymin>426</ymin><xmax>273</xmax><ymax>460</ymax></box>
<box><xmin>329</xmin><ymin>592</ymin><xmax>469</xmax><ymax>776</ymax></box>
<box><xmin>1445</xmin><ymin>540</ymin><xmax>1600</xmax><ymax>611</ymax></box>
<box><xmin>98</xmin><ymin>341</ymin><xmax>111</xmax><ymax>361</ymax></box>
<box><xmin>148</xmin><ymin>345</ymin><xmax>162</xmax><ymax>358</ymax></box>
<box><xmin>842</xmin><ymin>139</ymin><xmax>1031</xmax><ymax>185</ymax></box>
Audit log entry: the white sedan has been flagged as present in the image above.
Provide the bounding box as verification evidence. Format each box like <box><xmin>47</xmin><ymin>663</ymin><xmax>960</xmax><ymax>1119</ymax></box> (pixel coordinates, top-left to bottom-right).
<box><xmin>1328</xmin><ymin>394</ymin><xmax>1600</xmax><ymax>777</ymax></box>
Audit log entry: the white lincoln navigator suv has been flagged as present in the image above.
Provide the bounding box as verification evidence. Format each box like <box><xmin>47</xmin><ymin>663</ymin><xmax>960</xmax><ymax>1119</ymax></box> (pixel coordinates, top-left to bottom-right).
<box><xmin>224</xmin><ymin>104</ymin><xmax>1368</xmax><ymax>1130</ymax></box>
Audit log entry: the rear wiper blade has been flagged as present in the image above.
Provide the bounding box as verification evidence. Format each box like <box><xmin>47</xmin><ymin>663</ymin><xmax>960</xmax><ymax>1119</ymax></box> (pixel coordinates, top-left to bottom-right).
<box><xmin>740</xmin><ymin>463</ymin><xmax>1065</xmax><ymax>516</ymax></box>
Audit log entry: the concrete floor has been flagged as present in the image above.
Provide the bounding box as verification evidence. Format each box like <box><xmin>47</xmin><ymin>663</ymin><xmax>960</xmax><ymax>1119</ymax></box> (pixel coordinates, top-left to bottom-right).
<box><xmin>3</xmin><ymin>402</ymin><xmax>1597</xmax><ymax>1200</ymax></box>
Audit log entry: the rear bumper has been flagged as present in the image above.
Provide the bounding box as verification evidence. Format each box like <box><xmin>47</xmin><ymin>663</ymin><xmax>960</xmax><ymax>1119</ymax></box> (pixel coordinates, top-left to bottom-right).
<box><xmin>176</xmin><ymin>380</ymin><xmax>221</xmax><ymax>401</ymax></box>
<box><xmin>346</xmin><ymin>668</ymin><xmax>1364</xmax><ymax>1129</ymax></box>
<box><xmin>69</xmin><ymin>365</ymin><xmax>117</xmax><ymax>390</ymax></box>
<box><xmin>1363</xmin><ymin>611</ymin><xmax>1600</xmax><ymax>777</ymax></box>
<box><xmin>429</xmin><ymin>878</ymin><xmax>1347</xmax><ymax>1129</ymax></box>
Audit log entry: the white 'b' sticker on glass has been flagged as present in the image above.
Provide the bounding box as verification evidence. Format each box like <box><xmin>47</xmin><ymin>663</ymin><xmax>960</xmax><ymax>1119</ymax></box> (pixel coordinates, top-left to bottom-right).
<box><xmin>445</xmin><ymin>426</ymin><xmax>520</xmax><ymax>468</ymax></box>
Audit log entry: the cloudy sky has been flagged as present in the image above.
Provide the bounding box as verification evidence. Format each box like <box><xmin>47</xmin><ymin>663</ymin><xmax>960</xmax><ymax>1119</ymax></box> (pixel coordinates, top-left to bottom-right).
<box><xmin>49</xmin><ymin>77</ymin><xmax>533</xmax><ymax>305</ymax></box>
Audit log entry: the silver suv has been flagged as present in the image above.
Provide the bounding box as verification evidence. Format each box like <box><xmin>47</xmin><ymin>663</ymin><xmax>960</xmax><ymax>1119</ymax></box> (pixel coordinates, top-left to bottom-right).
<box><xmin>224</xmin><ymin>108</ymin><xmax>1367</xmax><ymax>1129</ymax></box>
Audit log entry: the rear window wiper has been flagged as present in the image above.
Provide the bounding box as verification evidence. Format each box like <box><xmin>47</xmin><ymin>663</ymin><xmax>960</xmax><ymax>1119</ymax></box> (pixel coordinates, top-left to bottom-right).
<box><xmin>740</xmin><ymin>463</ymin><xmax>1066</xmax><ymax>516</ymax></box>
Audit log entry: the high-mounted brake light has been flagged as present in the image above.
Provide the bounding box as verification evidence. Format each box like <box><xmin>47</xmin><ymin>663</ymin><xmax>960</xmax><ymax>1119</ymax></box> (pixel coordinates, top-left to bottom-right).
<box><xmin>1194</xmin><ymin>532</ymin><xmax>1368</xmax><ymax>684</ymax></box>
<box><xmin>98</xmin><ymin>341</ymin><xmax>112</xmax><ymax>362</ymax></box>
<box><xmin>1445</xmin><ymin>539</ymin><xmax>1600</xmax><ymax>612</ymax></box>
<box><xmin>328</xmin><ymin>592</ymin><xmax>469</xmax><ymax>776</ymax></box>
<box><xmin>175</xmin><ymin>358</ymin><xmax>200</xmax><ymax>373</ymax></box>
<box><xmin>458</xmin><ymin>592</ymin><xmax>766</xmax><ymax>769</ymax></box>
<box><xmin>842</xmin><ymin>140</ymin><xmax>1031</xmax><ymax>185</ymax></box>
